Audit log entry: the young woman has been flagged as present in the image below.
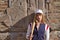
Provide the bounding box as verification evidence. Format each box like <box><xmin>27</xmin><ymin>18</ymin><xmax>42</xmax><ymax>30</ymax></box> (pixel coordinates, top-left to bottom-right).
<box><xmin>26</xmin><ymin>9</ymin><xmax>50</xmax><ymax>40</ymax></box>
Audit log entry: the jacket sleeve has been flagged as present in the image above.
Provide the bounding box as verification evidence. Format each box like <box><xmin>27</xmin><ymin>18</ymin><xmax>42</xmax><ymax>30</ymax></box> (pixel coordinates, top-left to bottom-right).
<box><xmin>26</xmin><ymin>24</ymin><xmax>31</xmax><ymax>39</ymax></box>
<box><xmin>45</xmin><ymin>24</ymin><xmax>50</xmax><ymax>40</ymax></box>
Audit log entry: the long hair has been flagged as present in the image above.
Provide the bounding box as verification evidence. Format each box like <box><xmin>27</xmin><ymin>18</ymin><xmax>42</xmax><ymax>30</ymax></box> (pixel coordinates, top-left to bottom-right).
<box><xmin>33</xmin><ymin>13</ymin><xmax>46</xmax><ymax>24</ymax></box>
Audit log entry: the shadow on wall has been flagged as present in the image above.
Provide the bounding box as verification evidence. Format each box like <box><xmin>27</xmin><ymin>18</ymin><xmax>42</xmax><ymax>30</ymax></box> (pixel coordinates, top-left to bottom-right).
<box><xmin>6</xmin><ymin>13</ymin><xmax>35</xmax><ymax>40</ymax></box>
<box><xmin>10</xmin><ymin>13</ymin><xmax>35</xmax><ymax>32</ymax></box>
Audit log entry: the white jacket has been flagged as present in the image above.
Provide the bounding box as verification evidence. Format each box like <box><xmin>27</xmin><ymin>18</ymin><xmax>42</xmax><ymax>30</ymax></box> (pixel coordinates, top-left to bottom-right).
<box><xmin>26</xmin><ymin>23</ymin><xmax>50</xmax><ymax>40</ymax></box>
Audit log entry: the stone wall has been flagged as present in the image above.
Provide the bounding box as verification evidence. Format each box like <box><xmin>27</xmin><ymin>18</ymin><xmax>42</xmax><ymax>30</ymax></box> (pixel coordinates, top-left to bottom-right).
<box><xmin>45</xmin><ymin>0</ymin><xmax>60</xmax><ymax>40</ymax></box>
<box><xmin>0</xmin><ymin>0</ymin><xmax>60</xmax><ymax>40</ymax></box>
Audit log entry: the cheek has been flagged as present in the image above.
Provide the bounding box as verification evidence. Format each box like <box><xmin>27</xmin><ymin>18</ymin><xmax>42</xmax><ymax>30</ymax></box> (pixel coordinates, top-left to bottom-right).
<box><xmin>39</xmin><ymin>16</ymin><xmax>42</xmax><ymax>19</ymax></box>
<box><xmin>40</xmin><ymin>16</ymin><xmax>42</xmax><ymax>20</ymax></box>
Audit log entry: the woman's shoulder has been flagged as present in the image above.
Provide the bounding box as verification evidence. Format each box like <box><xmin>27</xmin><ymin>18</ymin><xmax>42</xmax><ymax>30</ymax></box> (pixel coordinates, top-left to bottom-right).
<box><xmin>45</xmin><ymin>23</ymin><xmax>50</xmax><ymax>30</ymax></box>
<box><xmin>44</xmin><ymin>23</ymin><xmax>50</xmax><ymax>26</ymax></box>
<box><xmin>29</xmin><ymin>22</ymin><xmax>32</xmax><ymax>25</ymax></box>
<box><xmin>28</xmin><ymin>22</ymin><xmax>32</xmax><ymax>27</ymax></box>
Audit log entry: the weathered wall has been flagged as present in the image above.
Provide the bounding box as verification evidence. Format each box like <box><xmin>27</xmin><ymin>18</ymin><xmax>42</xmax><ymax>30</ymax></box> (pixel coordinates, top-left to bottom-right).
<box><xmin>45</xmin><ymin>0</ymin><xmax>60</xmax><ymax>40</ymax></box>
<box><xmin>0</xmin><ymin>0</ymin><xmax>60</xmax><ymax>40</ymax></box>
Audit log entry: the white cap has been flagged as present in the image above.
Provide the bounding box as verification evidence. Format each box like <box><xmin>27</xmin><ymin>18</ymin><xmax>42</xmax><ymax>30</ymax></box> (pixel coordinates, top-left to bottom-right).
<box><xmin>35</xmin><ymin>9</ymin><xmax>43</xmax><ymax>14</ymax></box>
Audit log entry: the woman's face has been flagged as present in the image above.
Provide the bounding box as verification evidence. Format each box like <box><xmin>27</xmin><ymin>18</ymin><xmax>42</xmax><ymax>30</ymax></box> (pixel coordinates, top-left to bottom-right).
<box><xmin>36</xmin><ymin>13</ymin><xmax>43</xmax><ymax>22</ymax></box>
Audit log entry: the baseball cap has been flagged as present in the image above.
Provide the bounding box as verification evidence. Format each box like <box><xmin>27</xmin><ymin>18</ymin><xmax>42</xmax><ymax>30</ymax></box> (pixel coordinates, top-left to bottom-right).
<box><xmin>35</xmin><ymin>9</ymin><xmax>43</xmax><ymax>14</ymax></box>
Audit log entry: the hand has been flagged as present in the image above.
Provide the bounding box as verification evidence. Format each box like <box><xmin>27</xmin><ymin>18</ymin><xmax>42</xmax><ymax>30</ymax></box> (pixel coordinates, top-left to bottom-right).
<box><xmin>29</xmin><ymin>35</ymin><xmax>34</xmax><ymax>40</ymax></box>
<box><xmin>30</xmin><ymin>35</ymin><xmax>33</xmax><ymax>38</ymax></box>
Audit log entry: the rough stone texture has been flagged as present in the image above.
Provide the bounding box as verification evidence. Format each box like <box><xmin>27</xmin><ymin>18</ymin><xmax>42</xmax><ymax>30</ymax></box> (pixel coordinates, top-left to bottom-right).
<box><xmin>50</xmin><ymin>31</ymin><xmax>60</xmax><ymax>40</ymax></box>
<box><xmin>45</xmin><ymin>0</ymin><xmax>60</xmax><ymax>40</ymax></box>
<box><xmin>47</xmin><ymin>0</ymin><xmax>60</xmax><ymax>32</ymax></box>
<box><xmin>0</xmin><ymin>0</ymin><xmax>60</xmax><ymax>40</ymax></box>
<box><xmin>49</xmin><ymin>0</ymin><xmax>60</xmax><ymax>30</ymax></box>
<box><xmin>0</xmin><ymin>0</ymin><xmax>8</xmax><ymax>12</ymax></box>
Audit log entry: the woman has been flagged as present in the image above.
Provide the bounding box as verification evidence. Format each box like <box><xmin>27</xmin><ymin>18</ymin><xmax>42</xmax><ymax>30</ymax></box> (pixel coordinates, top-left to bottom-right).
<box><xmin>26</xmin><ymin>9</ymin><xmax>50</xmax><ymax>40</ymax></box>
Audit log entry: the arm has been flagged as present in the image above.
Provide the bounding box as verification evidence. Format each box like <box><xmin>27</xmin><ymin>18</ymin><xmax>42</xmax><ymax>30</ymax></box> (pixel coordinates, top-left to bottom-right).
<box><xmin>45</xmin><ymin>24</ymin><xmax>50</xmax><ymax>40</ymax></box>
<box><xmin>26</xmin><ymin>24</ymin><xmax>31</xmax><ymax>39</ymax></box>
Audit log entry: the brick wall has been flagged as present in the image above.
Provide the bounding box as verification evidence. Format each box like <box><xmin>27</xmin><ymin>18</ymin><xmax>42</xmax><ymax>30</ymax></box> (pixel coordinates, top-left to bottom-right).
<box><xmin>0</xmin><ymin>0</ymin><xmax>8</xmax><ymax>12</ymax></box>
<box><xmin>0</xmin><ymin>0</ymin><xmax>60</xmax><ymax>40</ymax></box>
